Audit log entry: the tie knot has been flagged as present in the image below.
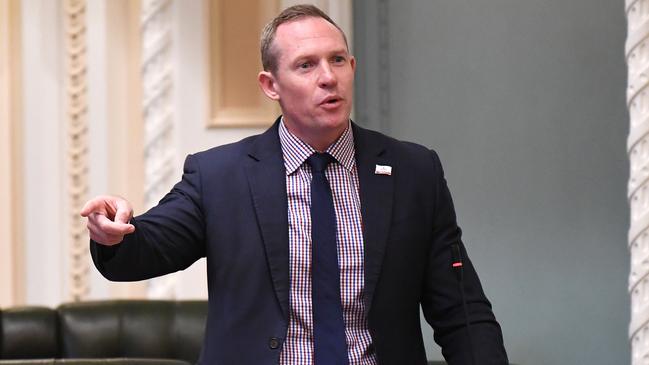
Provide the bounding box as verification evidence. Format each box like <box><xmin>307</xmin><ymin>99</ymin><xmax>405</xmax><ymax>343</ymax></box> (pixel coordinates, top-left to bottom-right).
<box><xmin>307</xmin><ymin>152</ymin><xmax>335</xmax><ymax>173</ymax></box>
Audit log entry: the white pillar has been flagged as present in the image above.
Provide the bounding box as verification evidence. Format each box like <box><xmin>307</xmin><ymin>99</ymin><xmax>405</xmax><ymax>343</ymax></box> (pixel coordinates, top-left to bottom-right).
<box><xmin>141</xmin><ymin>0</ymin><xmax>179</xmax><ymax>299</ymax></box>
<box><xmin>22</xmin><ymin>0</ymin><xmax>67</xmax><ymax>306</ymax></box>
<box><xmin>63</xmin><ymin>0</ymin><xmax>91</xmax><ymax>302</ymax></box>
<box><xmin>627</xmin><ymin>1</ymin><xmax>649</xmax><ymax>363</ymax></box>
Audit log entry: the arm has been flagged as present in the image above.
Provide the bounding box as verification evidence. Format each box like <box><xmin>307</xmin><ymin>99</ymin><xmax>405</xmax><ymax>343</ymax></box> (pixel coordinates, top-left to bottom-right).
<box><xmin>421</xmin><ymin>151</ymin><xmax>508</xmax><ymax>365</ymax></box>
<box><xmin>82</xmin><ymin>154</ymin><xmax>206</xmax><ymax>281</ymax></box>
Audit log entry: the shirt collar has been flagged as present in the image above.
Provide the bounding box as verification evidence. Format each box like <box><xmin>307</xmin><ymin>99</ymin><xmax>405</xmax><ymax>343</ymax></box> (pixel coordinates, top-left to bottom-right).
<box><xmin>278</xmin><ymin>117</ymin><xmax>356</xmax><ymax>175</ymax></box>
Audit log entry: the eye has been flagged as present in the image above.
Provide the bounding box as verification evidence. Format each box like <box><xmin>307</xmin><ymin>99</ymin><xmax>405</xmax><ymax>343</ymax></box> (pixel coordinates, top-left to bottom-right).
<box><xmin>332</xmin><ymin>55</ymin><xmax>346</xmax><ymax>64</ymax></box>
<box><xmin>298</xmin><ymin>61</ymin><xmax>312</xmax><ymax>69</ymax></box>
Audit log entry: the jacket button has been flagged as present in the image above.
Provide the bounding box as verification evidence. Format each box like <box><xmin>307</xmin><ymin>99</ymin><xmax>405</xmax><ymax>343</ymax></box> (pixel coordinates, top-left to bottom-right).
<box><xmin>269</xmin><ymin>337</ymin><xmax>281</xmax><ymax>350</ymax></box>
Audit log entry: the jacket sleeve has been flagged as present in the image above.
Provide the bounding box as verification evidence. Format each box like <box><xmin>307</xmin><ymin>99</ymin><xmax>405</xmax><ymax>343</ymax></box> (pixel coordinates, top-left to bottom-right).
<box><xmin>90</xmin><ymin>154</ymin><xmax>206</xmax><ymax>281</ymax></box>
<box><xmin>421</xmin><ymin>150</ymin><xmax>509</xmax><ymax>365</ymax></box>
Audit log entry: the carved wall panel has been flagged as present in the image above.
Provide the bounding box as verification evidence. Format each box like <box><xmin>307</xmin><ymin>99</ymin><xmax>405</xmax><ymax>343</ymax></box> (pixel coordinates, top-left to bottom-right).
<box><xmin>141</xmin><ymin>0</ymin><xmax>178</xmax><ymax>299</ymax></box>
<box><xmin>627</xmin><ymin>0</ymin><xmax>649</xmax><ymax>363</ymax></box>
<box><xmin>63</xmin><ymin>0</ymin><xmax>90</xmax><ymax>302</ymax></box>
<box><xmin>207</xmin><ymin>0</ymin><xmax>280</xmax><ymax>127</ymax></box>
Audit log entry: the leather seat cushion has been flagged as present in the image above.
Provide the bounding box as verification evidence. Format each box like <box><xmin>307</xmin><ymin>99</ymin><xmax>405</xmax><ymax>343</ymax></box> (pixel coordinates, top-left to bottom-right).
<box><xmin>1</xmin><ymin>307</ymin><xmax>58</xmax><ymax>359</ymax></box>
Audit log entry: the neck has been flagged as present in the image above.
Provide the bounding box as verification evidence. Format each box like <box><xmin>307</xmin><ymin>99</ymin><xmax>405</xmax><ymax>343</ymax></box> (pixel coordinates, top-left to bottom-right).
<box><xmin>282</xmin><ymin>119</ymin><xmax>348</xmax><ymax>152</ymax></box>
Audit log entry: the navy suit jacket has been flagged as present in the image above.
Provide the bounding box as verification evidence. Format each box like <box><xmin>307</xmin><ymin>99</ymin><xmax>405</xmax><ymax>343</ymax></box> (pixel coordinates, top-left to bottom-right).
<box><xmin>91</xmin><ymin>119</ymin><xmax>508</xmax><ymax>364</ymax></box>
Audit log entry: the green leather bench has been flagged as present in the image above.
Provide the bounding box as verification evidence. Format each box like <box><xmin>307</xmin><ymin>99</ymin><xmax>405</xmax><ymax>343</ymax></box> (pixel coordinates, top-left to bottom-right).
<box><xmin>1</xmin><ymin>300</ymin><xmax>507</xmax><ymax>364</ymax></box>
<box><xmin>0</xmin><ymin>300</ymin><xmax>207</xmax><ymax>365</ymax></box>
<box><xmin>0</xmin><ymin>361</ymin><xmax>188</xmax><ymax>365</ymax></box>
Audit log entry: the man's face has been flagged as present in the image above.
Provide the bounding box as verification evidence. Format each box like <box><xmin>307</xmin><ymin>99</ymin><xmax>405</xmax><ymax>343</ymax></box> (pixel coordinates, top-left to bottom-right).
<box><xmin>260</xmin><ymin>17</ymin><xmax>355</xmax><ymax>147</ymax></box>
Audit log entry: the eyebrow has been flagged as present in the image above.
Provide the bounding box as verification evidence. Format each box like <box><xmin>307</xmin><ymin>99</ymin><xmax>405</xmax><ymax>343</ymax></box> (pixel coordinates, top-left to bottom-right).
<box><xmin>291</xmin><ymin>48</ymin><xmax>350</xmax><ymax>61</ymax></box>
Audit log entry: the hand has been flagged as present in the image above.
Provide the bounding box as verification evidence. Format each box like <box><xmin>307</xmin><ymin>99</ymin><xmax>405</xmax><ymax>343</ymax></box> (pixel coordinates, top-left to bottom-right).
<box><xmin>80</xmin><ymin>195</ymin><xmax>135</xmax><ymax>245</ymax></box>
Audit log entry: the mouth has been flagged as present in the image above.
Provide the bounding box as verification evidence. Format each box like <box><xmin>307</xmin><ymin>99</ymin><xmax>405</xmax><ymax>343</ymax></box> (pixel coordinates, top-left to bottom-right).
<box><xmin>320</xmin><ymin>96</ymin><xmax>343</xmax><ymax>107</ymax></box>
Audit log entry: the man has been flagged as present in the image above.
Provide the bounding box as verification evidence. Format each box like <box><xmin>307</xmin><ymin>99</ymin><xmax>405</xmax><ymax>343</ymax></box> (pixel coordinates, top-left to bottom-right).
<box><xmin>81</xmin><ymin>5</ymin><xmax>508</xmax><ymax>365</ymax></box>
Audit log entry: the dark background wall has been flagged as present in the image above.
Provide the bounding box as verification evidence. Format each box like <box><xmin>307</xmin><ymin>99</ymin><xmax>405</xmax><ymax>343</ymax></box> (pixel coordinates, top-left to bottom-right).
<box><xmin>353</xmin><ymin>1</ymin><xmax>629</xmax><ymax>364</ymax></box>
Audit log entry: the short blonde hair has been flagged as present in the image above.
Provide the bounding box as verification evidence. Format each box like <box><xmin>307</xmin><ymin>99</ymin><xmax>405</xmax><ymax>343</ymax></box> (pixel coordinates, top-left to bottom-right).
<box><xmin>260</xmin><ymin>4</ymin><xmax>348</xmax><ymax>73</ymax></box>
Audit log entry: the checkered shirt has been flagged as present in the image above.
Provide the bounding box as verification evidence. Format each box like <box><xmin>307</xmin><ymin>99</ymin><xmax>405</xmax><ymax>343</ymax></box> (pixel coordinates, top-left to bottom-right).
<box><xmin>277</xmin><ymin>120</ymin><xmax>378</xmax><ymax>365</ymax></box>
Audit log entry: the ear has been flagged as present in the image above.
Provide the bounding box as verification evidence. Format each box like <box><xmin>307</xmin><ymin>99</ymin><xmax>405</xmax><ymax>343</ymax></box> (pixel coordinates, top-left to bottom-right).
<box><xmin>258</xmin><ymin>71</ymin><xmax>280</xmax><ymax>101</ymax></box>
<box><xmin>350</xmin><ymin>55</ymin><xmax>356</xmax><ymax>72</ymax></box>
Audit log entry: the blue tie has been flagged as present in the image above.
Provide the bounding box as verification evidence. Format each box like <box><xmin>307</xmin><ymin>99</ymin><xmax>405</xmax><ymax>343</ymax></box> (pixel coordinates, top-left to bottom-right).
<box><xmin>307</xmin><ymin>152</ymin><xmax>349</xmax><ymax>365</ymax></box>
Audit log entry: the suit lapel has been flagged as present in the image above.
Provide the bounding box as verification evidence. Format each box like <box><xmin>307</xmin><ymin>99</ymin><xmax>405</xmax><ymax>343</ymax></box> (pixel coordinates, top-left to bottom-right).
<box><xmin>353</xmin><ymin>124</ymin><xmax>394</xmax><ymax>317</ymax></box>
<box><xmin>245</xmin><ymin>120</ymin><xmax>290</xmax><ymax>320</ymax></box>
<box><xmin>243</xmin><ymin>121</ymin><xmax>394</xmax><ymax>320</ymax></box>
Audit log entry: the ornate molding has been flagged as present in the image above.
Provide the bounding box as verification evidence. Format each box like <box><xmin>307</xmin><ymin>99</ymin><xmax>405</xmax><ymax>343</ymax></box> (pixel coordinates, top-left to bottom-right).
<box><xmin>142</xmin><ymin>0</ymin><xmax>174</xmax><ymax>209</ymax></box>
<box><xmin>63</xmin><ymin>0</ymin><xmax>89</xmax><ymax>301</ymax></box>
<box><xmin>627</xmin><ymin>0</ymin><xmax>649</xmax><ymax>362</ymax></box>
<box><xmin>141</xmin><ymin>0</ymin><xmax>177</xmax><ymax>299</ymax></box>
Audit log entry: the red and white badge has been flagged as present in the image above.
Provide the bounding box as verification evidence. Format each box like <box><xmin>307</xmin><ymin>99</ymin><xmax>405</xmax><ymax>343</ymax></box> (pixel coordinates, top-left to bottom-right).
<box><xmin>374</xmin><ymin>164</ymin><xmax>392</xmax><ymax>176</ymax></box>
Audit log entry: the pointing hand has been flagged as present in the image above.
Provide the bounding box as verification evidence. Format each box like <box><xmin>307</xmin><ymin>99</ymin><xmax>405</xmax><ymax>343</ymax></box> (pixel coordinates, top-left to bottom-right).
<box><xmin>80</xmin><ymin>195</ymin><xmax>135</xmax><ymax>245</ymax></box>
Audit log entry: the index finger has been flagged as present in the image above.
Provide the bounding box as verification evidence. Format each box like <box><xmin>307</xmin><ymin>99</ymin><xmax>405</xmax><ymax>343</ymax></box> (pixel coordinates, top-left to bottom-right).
<box><xmin>80</xmin><ymin>198</ymin><xmax>105</xmax><ymax>217</ymax></box>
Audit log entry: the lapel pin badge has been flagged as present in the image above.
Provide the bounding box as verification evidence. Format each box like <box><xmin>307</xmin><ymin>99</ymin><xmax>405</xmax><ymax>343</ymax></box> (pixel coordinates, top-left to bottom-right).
<box><xmin>375</xmin><ymin>164</ymin><xmax>392</xmax><ymax>176</ymax></box>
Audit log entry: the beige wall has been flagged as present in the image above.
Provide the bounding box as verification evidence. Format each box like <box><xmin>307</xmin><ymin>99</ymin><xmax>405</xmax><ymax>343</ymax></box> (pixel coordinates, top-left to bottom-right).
<box><xmin>4</xmin><ymin>0</ymin><xmax>352</xmax><ymax>306</ymax></box>
<box><xmin>22</xmin><ymin>0</ymin><xmax>66</xmax><ymax>306</ymax></box>
<box><xmin>0</xmin><ymin>0</ymin><xmax>25</xmax><ymax>307</ymax></box>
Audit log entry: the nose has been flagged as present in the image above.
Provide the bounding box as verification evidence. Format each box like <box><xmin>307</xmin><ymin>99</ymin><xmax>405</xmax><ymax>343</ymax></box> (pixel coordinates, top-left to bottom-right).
<box><xmin>317</xmin><ymin>62</ymin><xmax>337</xmax><ymax>88</ymax></box>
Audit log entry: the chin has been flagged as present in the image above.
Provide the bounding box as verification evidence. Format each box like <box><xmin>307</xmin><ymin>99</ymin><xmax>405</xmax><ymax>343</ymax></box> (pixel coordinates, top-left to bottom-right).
<box><xmin>320</xmin><ymin>111</ymin><xmax>350</xmax><ymax>126</ymax></box>
<box><xmin>318</xmin><ymin>118</ymin><xmax>348</xmax><ymax>131</ymax></box>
